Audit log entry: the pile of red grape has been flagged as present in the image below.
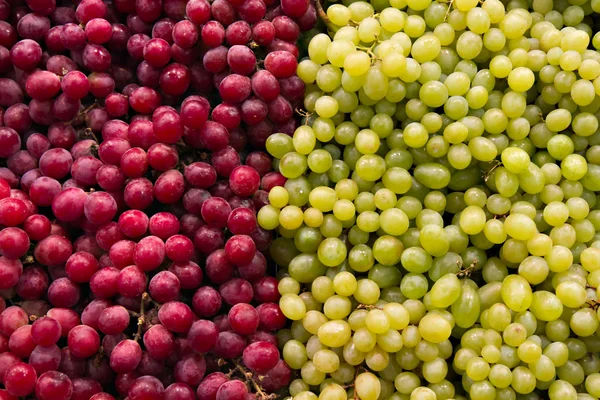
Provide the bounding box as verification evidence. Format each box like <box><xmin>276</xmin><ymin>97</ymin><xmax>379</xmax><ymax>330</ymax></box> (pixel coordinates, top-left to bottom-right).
<box><xmin>0</xmin><ymin>0</ymin><xmax>316</xmax><ymax>397</ymax></box>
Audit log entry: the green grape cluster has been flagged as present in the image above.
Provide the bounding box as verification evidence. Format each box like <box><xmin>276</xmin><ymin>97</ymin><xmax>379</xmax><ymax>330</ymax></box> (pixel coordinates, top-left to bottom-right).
<box><xmin>258</xmin><ymin>0</ymin><xmax>600</xmax><ymax>398</ymax></box>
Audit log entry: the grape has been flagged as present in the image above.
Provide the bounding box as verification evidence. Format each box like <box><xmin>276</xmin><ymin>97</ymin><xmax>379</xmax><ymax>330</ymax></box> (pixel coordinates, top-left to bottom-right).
<box><xmin>2</xmin><ymin>0</ymin><xmax>600</xmax><ymax>397</ymax></box>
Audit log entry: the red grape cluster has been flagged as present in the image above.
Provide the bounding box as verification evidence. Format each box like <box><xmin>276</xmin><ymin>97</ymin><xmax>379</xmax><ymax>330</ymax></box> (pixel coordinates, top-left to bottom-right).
<box><xmin>0</xmin><ymin>0</ymin><xmax>315</xmax><ymax>397</ymax></box>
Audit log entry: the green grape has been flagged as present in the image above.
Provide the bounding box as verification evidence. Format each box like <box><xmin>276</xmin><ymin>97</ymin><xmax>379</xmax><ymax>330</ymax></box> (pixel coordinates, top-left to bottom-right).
<box><xmin>451</xmin><ymin>282</ymin><xmax>481</xmax><ymax>328</ymax></box>
<box><xmin>429</xmin><ymin>273</ymin><xmax>461</xmax><ymax>308</ymax></box>
<box><xmin>355</xmin><ymin>372</ymin><xmax>381</xmax><ymax>400</ymax></box>
<box><xmin>501</xmin><ymin>275</ymin><xmax>532</xmax><ymax>312</ymax></box>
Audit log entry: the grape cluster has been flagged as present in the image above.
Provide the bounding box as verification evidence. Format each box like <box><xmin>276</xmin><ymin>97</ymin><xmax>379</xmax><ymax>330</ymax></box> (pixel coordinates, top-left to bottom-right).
<box><xmin>258</xmin><ymin>0</ymin><xmax>600</xmax><ymax>399</ymax></box>
<box><xmin>0</xmin><ymin>0</ymin><xmax>317</xmax><ymax>397</ymax></box>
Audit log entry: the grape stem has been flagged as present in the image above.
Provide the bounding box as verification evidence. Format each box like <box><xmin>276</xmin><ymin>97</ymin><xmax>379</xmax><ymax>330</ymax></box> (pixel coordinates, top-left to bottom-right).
<box><xmin>79</xmin><ymin>127</ymin><xmax>100</xmax><ymax>144</ymax></box>
<box><xmin>315</xmin><ymin>0</ymin><xmax>336</xmax><ymax>32</ymax></box>
<box><xmin>295</xmin><ymin>108</ymin><xmax>314</xmax><ymax>125</ymax></box>
<box><xmin>93</xmin><ymin>347</ymin><xmax>105</xmax><ymax>367</ymax></box>
<box><xmin>356</xmin><ymin>43</ymin><xmax>379</xmax><ymax>63</ymax></box>
<box><xmin>483</xmin><ymin>160</ymin><xmax>502</xmax><ymax>182</ymax></box>
<box><xmin>444</xmin><ymin>0</ymin><xmax>454</xmax><ymax>21</ymax></box>
<box><xmin>356</xmin><ymin>304</ymin><xmax>382</xmax><ymax>310</ymax></box>
<box><xmin>231</xmin><ymin>359</ymin><xmax>277</xmax><ymax>400</ymax></box>
<box><xmin>65</xmin><ymin>101</ymin><xmax>98</xmax><ymax>126</ymax></box>
<box><xmin>133</xmin><ymin>292</ymin><xmax>149</xmax><ymax>342</ymax></box>
<box><xmin>456</xmin><ymin>260</ymin><xmax>478</xmax><ymax>278</ymax></box>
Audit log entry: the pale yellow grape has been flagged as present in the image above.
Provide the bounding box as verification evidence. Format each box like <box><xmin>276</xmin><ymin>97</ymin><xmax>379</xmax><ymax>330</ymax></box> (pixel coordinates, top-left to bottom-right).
<box><xmin>315</xmin><ymin>96</ymin><xmax>339</xmax><ymax>119</ymax></box>
<box><xmin>501</xmin><ymin>91</ymin><xmax>526</xmax><ymax>119</ymax></box>
<box><xmin>358</xmin><ymin>17</ymin><xmax>380</xmax><ymax>43</ymax></box>
<box><xmin>342</xmin><ymin>342</ymin><xmax>365</xmax><ymax>366</ymax></box>
<box><xmin>561</xmin><ymin>29</ymin><xmax>589</xmax><ymax>52</ymax></box>
<box><xmin>379</xmin><ymin>208</ymin><xmax>409</xmax><ymax>236</ymax></box>
<box><xmin>466</xmin><ymin>8</ymin><xmax>491</xmax><ymax>34</ymax></box>
<box><xmin>309</xmin><ymin>34</ymin><xmax>332</xmax><ymax>64</ymax></box>
<box><xmin>555</xmin><ymin>281</ymin><xmax>587</xmax><ymax>308</ymax></box>
<box><xmin>545</xmin><ymin>245</ymin><xmax>573</xmax><ymax>272</ymax></box>
<box><xmin>333</xmin><ymin>199</ymin><xmax>355</xmax><ymax>221</ymax></box>
<box><xmin>379</xmin><ymin>8</ymin><xmax>405</xmax><ymax>32</ymax></box>
<box><xmin>309</xmin><ymin>187</ymin><xmax>337</xmax><ymax>212</ymax></box>
<box><xmin>418</xmin><ymin>313</ymin><xmax>452</xmax><ymax>343</ymax></box>
<box><xmin>409</xmin><ymin>387</ymin><xmax>436</xmax><ymax>400</ymax></box>
<box><xmin>543</xmin><ymin>201</ymin><xmax>569</xmax><ymax>226</ymax></box>
<box><xmin>347</xmin><ymin>1</ymin><xmax>374</xmax><ymax>22</ymax></box>
<box><xmin>457</xmin><ymin>31</ymin><xmax>483</xmax><ymax>60</ymax></box>
<box><xmin>323</xmin><ymin>295</ymin><xmax>351</xmax><ymax>320</ymax></box>
<box><xmin>433</xmin><ymin>23</ymin><xmax>455</xmax><ymax>46</ymax></box>
<box><xmin>459</xmin><ymin>206</ymin><xmax>487</xmax><ymax>235</ymax></box>
<box><xmin>482</xmin><ymin>0</ymin><xmax>505</xmax><ymax>22</ymax></box>
<box><xmin>398</xmin><ymin>58</ymin><xmax>421</xmax><ymax>83</ymax></box>
<box><xmin>313</xmin><ymin>349</ymin><xmax>340</xmax><ymax>373</ymax></box>
<box><xmin>317</xmin><ymin>237</ymin><xmax>346</xmax><ymax>267</ymax></box>
<box><xmin>377</xmin><ymin>329</ymin><xmax>403</xmax><ymax>353</ymax></box>
<box><xmin>302</xmin><ymin>310</ymin><xmax>328</xmax><ymax>335</ymax></box>
<box><xmin>365</xmin><ymin>309</ymin><xmax>391</xmax><ymax>334</ymax></box>
<box><xmin>469</xmin><ymin>137</ymin><xmax>498</xmax><ymax>161</ymax></box>
<box><xmin>363</xmin><ymin>65</ymin><xmax>388</xmax><ymax>101</ymax></box>
<box><xmin>311</xmin><ymin>276</ymin><xmax>334</xmax><ymax>303</ymax></box>
<box><xmin>279</xmin><ymin>277</ymin><xmax>301</xmax><ymax>295</ymax></box>
<box><xmin>293</xmin><ymin>126</ymin><xmax>316</xmax><ymax>155</ymax></box>
<box><xmin>383</xmin><ymin>303</ymin><xmax>410</xmax><ymax>330</ymax></box>
<box><xmin>465</xmin><ymin>86</ymin><xmax>489</xmax><ymax>109</ymax></box>
<box><xmin>333</xmin><ymin>271</ymin><xmax>357</xmax><ymax>296</ymax></box>
<box><xmin>382</xmin><ymin>53</ymin><xmax>407</xmax><ymax>78</ymax></box>
<box><xmin>581</xmin><ymin>247</ymin><xmax>600</xmax><ymax>271</ymax></box>
<box><xmin>504</xmin><ymin>213</ymin><xmax>537</xmax><ymax>241</ymax></box>
<box><xmin>466</xmin><ymin>357</ymin><xmax>490</xmax><ymax>381</ymax></box>
<box><xmin>355</xmin><ymin>129</ymin><xmax>380</xmax><ymax>154</ymax></box>
<box><xmin>353</xmin><ymin>328</ymin><xmax>376</xmax><ymax>352</ymax></box>
<box><xmin>578</xmin><ymin>59</ymin><xmax>600</xmax><ymax>80</ymax></box>
<box><xmin>501</xmin><ymin>147</ymin><xmax>530</xmax><ymax>173</ymax></box>
<box><xmin>501</xmin><ymin>275</ymin><xmax>532</xmax><ymax>312</ymax></box>
<box><xmin>444</xmin><ymin>72</ymin><xmax>470</xmax><ymax>96</ymax></box>
<box><xmin>355</xmin><ymin>372</ymin><xmax>380</xmax><ymax>400</ymax></box>
<box><xmin>507</xmin><ymin>67</ymin><xmax>535</xmax><ymax>92</ymax></box>
<box><xmin>297</xmin><ymin>60</ymin><xmax>320</xmax><ymax>83</ymax></box>
<box><xmin>304</xmin><ymin>208</ymin><xmax>324</xmax><ymax>228</ymax></box>
<box><xmin>354</xmin><ymin>279</ymin><xmax>381</xmax><ymax>304</ymax></box>
<box><xmin>500</xmin><ymin>13</ymin><xmax>529</xmax><ymax>40</ymax></box>
<box><xmin>443</xmin><ymin>122</ymin><xmax>468</xmax><ymax>144</ymax></box>
<box><xmin>257</xmin><ymin>205</ymin><xmax>280</xmax><ymax>230</ymax></box>
<box><xmin>404</xmin><ymin>15</ymin><xmax>426</xmax><ymax>38</ymax></box>
<box><xmin>281</xmin><ymin>294</ymin><xmax>307</xmax><ymax>320</ymax></box>
<box><xmin>300</xmin><ymin>362</ymin><xmax>325</xmax><ymax>386</ymax></box>
<box><xmin>503</xmin><ymin>323</ymin><xmax>528</xmax><ymax>347</ymax></box>
<box><xmin>327</xmin><ymin>4</ymin><xmax>351</xmax><ymax>26</ymax></box>
<box><xmin>269</xmin><ymin>186</ymin><xmax>289</xmax><ymax>208</ymax></box>
<box><xmin>455</xmin><ymin>0</ymin><xmax>478</xmax><ymax>11</ymax></box>
<box><xmin>318</xmin><ymin>320</ymin><xmax>351</xmax><ymax>347</ymax></box>
<box><xmin>316</xmin><ymin>65</ymin><xmax>342</xmax><ymax>92</ymax></box>
<box><xmin>406</xmin><ymin>0</ymin><xmax>432</xmax><ymax>10</ymax></box>
<box><xmin>529</xmin><ymin>290</ymin><xmax>563</xmax><ymax>321</ymax></box>
<box><xmin>430</xmin><ymin>273</ymin><xmax>461</xmax><ymax>308</ymax></box>
<box><xmin>483</xmin><ymin>28</ymin><xmax>507</xmax><ymax>52</ymax></box>
<box><xmin>376</xmin><ymin>40</ymin><xmax>404</xmax><ymax>59</ymax></box>
<box><xmin>403</xmin><ymin>122</ymin><xmax>429</xmax><ymax>148</ymax></box>
<box><xmin>411</xmin><ymin>35</ymin><xmax>441</xmax><ymax>63</ymax></box>
<box><xmin>344</xmin><ymin>51</ymin><xmax>371</xmax><ymax>77</ymax></box>
<box><xmin>319</xmin><ymin>384</ymin><xmax>346</xmax><ymax>400</ymax></box>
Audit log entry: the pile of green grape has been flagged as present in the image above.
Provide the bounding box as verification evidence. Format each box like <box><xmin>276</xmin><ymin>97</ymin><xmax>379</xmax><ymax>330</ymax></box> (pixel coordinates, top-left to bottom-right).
<box><xmin>259</xmin><ymin>0</ymin><xmax>600</xmax><ymax>398</ymax></box>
